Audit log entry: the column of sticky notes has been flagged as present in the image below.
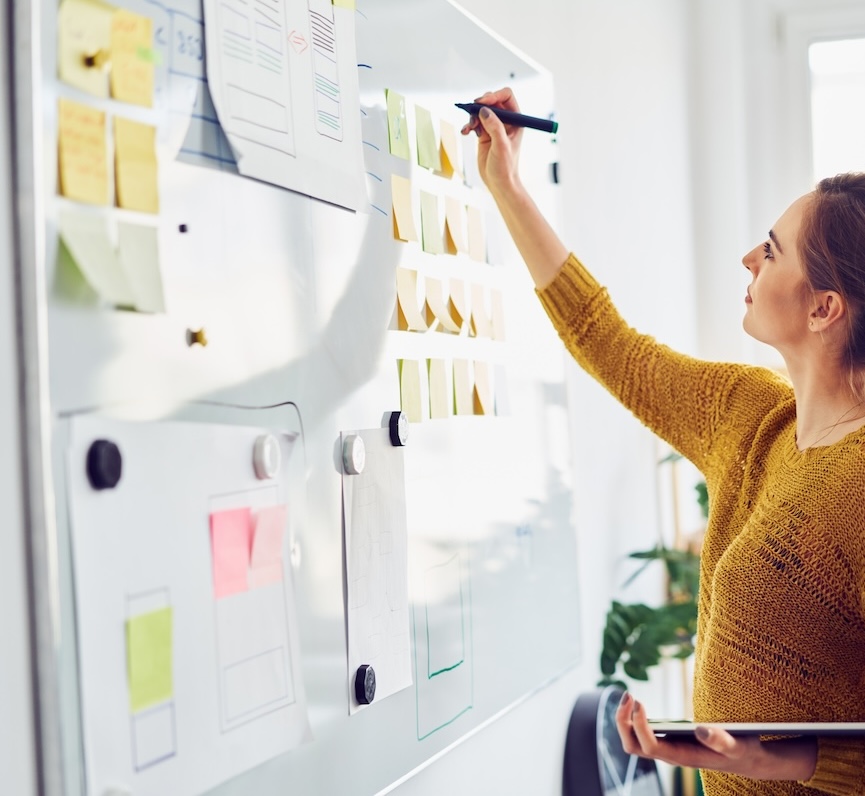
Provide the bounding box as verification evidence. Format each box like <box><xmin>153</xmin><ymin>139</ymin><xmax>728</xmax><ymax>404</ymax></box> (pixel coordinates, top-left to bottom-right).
<box><xmin>385</xmin><ymin>89</ymin><xmax>507</xmax><ymax>424</ymax></box>
<box><xmin>55</xmin><ymin>0</ymin><xmax>165</xmax><ymax>313</ymax></box>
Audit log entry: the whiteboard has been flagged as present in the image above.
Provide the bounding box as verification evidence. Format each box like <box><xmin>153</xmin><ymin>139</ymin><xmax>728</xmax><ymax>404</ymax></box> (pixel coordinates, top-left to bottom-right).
<box><xmin>29</xmin><ymin>0</ymin><xmax>583</xmax><ymax>793</ymax></box>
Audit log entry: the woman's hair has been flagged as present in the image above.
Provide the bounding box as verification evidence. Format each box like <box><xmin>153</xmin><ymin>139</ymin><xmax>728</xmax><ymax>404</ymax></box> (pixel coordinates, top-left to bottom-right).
<box><xmin>798</xmin><ymin>172</ymin><xmax>865</xmax><ymax>396</ymax></box>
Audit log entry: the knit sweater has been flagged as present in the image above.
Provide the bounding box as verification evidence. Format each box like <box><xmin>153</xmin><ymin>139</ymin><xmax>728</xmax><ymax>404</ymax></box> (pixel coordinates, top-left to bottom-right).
<box><xmin>538</xmin><ymin>254</ymin><xmax>865</xmax><ymax>796</ymax></box>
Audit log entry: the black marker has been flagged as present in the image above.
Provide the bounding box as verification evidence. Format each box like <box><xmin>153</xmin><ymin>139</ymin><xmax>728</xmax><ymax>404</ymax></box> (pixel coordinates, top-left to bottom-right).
<box><xmin>455</xmin><ymin>102</ymin><xmax>558</xmax><ymax>134</ymax></box>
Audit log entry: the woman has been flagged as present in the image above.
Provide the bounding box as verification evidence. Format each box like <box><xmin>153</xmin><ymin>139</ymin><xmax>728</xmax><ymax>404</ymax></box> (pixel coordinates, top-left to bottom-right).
<box><xmin>462</xmin><ymin>88</ymin><xmax>865</xmax><ymax>795</ymax></box>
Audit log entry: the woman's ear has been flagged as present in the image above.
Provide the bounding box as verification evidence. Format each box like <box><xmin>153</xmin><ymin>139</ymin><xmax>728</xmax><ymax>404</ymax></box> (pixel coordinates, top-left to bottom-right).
<box><xmin>809</xmin><ymin>291</ymin><xmax>845</xmax><ymax>331</ymax></box>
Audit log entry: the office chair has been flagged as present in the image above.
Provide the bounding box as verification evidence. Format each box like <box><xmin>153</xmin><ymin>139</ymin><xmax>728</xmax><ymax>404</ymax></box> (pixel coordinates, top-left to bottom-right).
<box><xmin>563</xmin><ymin>685</ymin><xmax>665</xmax><ymax>796</ymax></box>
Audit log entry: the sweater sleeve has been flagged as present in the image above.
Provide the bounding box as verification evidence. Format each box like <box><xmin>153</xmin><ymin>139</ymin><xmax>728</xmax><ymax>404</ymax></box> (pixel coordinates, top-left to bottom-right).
<box><xmin>536</xmin><ymin>254</ymin><xmax>753</xmax><ymax>471</ymax></box>
<box><xmin>800</xmin><ymin>737</ymin><xmax>865</xmax><ymax>795</ymax></box>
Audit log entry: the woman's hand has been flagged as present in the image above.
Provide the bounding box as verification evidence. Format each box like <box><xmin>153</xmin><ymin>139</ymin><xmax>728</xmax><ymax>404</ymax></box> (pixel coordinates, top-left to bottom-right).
<box><xmin>460</xmin><ymin>87</ymin><xmax>524</xmax><ymax>200</ymax></box>
<box><xmin>616</xmin><ymin>692</ymin><xmax>818</xmax><ymax>782</ymax></box>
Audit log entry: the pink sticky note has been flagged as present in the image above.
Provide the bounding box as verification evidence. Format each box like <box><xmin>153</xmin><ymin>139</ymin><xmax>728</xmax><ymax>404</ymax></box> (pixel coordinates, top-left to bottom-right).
<box><xmin>210</xmin><ymin>507</ymin><xmax>252</xmax><ymax>599</ymax></box>
<box><xmin>249</xmin><ymin>504</ymin><xmax>287</xmax><ymax>589</ymax></box>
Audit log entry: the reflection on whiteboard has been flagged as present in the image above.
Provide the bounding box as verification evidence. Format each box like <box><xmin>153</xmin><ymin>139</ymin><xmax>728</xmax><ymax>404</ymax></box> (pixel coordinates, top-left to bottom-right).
<box><xmin>66</xmin><ymin>414</ymin><xmax>310</xmax><ymax>796</ymax></box>
<box><xmin>202</xmin><ymin>0</ymin><xmax>366</xmax><ymax>208</ymax></box>
<box><xmin>413</xmin><ymin>550</ymin><xmax>473</xmax><ymax>739</ymax></box>
<box><xmin>341</xmin><ymin>429</ymin><xmax>412</xmax><ymax>714</ymax></box>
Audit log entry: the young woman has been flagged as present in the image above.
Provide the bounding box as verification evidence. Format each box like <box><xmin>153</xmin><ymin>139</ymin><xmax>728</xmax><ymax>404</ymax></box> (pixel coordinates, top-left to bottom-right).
<box><xmin>462</xmin><ymin>88</ymin><xmax>865</xmax><ymax>795</ymax></box>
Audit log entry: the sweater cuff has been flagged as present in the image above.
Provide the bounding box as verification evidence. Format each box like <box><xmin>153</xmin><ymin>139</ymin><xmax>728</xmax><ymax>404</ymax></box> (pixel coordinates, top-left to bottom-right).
<box><xmin>535</xmin><ymin>253</ymin><xmax>602</xmax><ymax>325</ymax></box>
<box><xmin>800</xmin><ymin>736</ymin><xmax>865</xmax><ymax>795</ymax></box>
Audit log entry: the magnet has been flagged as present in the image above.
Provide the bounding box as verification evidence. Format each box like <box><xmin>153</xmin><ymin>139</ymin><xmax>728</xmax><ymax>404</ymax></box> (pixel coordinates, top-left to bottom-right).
<box><xmin>342</xmin><ymin>434</ymin><xmax>366</xmax><ymax>475</ymax></box>
<box><xmin>355</xmin><ymin>664</ymin><xmax>376</xmax><ymax>705</ymax></box>
<box><xmin>253</xmin><ymin>434</ymin><xmax>281</xmax><ymax>480</ymax></box>
<box><xmin>186</xmin><ymin>328</ymin><xmax>208</xmax><ymax>347</ymax></box>
<box><xmin>388</xmin><ymin>410</ymin><xmax>408</xmax><ymax>446</ymax></box>
<box><xmin>86</xmin><ymin>439</ymin><xmax>122</xmax><ymax>490</ymax></box>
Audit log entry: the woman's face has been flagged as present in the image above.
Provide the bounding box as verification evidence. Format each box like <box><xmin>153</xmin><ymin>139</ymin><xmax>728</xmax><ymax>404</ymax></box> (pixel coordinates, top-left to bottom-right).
<box><xmin>741</xmin><ymin>194</ymin><xmax>813</xmax><ymax>350</ymax></box>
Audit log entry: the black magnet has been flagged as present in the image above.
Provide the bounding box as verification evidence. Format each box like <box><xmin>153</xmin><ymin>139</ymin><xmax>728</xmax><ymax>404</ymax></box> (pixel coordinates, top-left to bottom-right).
<box><xmin>355</xmin><ymin>664</ymin><xmax>376</xmax><ymax>705</ymax></box>
<box><xmin>388</xmin><ymin>410</ymin><xmax>408</xmax><ymax>446</ymax></box>
<box><xmin>86</xmin><ymin>439</ymin><xmax>122</xmax><ymax>490</ymax></box>
<box><xmin>178</xmin><ymin>223</ymin><xmax>188</xmax><ymax>233</ymax></box>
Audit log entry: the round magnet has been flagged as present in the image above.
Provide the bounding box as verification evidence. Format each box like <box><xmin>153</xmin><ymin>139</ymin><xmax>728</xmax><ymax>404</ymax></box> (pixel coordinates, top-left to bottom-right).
<box><xmin>253</xmin><ymin>434</ymin><xmax>281</xmax><ymax>480</ymax></box>
<box><xmin>389</xmin><ymin>410</ymin><xmax>408</xmax><ymax>446</ymax></box>
<box><xmin>355</xmin><ymin>664</ymin><xmax>376</xmax><ymax>705</ymax></box>
<box><xmin>342</xmin><ymin>434</ymin><xmax>366</xmax><ymax>475</ymax></box>
<box><xmin>86</xmin><ymin>439</ymin><xmax>122</xmax><ymax>490</ymax></box>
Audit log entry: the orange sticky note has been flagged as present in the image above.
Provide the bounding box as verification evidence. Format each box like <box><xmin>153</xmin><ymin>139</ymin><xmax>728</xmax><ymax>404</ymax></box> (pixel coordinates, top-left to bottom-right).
<box><xmin>114</xmin><ymin>116</ymin><xmax>159</xmax><ymax>213</ymax></box>
<box><xmin>111</xmin><ymin>9</ymin><xmax>155</xmax><ymax>106</ymax></box>
<box><xmin>210</xmin><ymin>508</ymin><xmax>252</xmax><ymax>599</ymax></box>
<box><xmin>391</xmin><ymin>174</ymin><xmax>418</xmax><ymax>242</ymax></box>
<box><xmin>473</xmin><ymin>361</ymin><xmax>494</xmax><ymax>415</ymax></box>
<box><xmin>57</xmin><ymin>98</ymin><xmax>109</xmax><ymax>205</ymax></box>
<box><xmin>439</xmin><ymin>120</ymin><xmax>461</xmax><ymax>179</ymax></box>
<box><xmin>444</xmin><ymin>196</ymin><xmax>466</xmax><ymax>254</ymax></box>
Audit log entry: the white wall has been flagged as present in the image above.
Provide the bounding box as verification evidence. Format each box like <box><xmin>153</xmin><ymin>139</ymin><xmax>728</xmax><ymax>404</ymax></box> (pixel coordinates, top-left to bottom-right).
<box><xmin>0</xmin><ymin>1</ymin><xmax>39</xmax><ymax>794</ymax></box>
<box><xmin>392</xmin><ymin>1</ymin><xmax>697</xmax><ymax>793</ymax></box>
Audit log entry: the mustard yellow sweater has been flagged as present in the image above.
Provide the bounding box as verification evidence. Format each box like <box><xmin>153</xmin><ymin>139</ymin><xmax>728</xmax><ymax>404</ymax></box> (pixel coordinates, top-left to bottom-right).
<box><xmin>538</xmin><ymin>255</ymin><xmax>865</xmax><ymax>796</ymax></box>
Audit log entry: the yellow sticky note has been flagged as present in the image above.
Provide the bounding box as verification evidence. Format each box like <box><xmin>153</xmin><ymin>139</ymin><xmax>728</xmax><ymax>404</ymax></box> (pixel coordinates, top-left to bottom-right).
<box><xmin>399</xmin><ymin>359</ymin><xmax>424</xmax><ymax>422</ymax></box>
<box><xmin>58</xmin><ymin>0</ymin><xmax>114</xmax><ymax>97</ymax></box>
<box><xmin>386</xmin><ymin>89</ymin><xmax>410</xmax><ymax>160</ymax></box>
<box><xmin>111</xmin><ymin>9</ymin><xmax>155</xmax><ymax>107</ymax></box>
<box><xmin>420</xmin><ymin>191</ymin><xmax>444</xmax><ymax>254</ymax></box>
<box><xmin>466</xmin><ymin>205</ymin><xmax>486</xmax><ymax>262</ymax></box>
<box><xmin>449</xmin><ymin>278</ymin><xmax>467</xmax><ymax>329</ymax></box>
<box><xmin>114</xmin><ymin>116</ymin><xmax>159</xmax><ymax>213</ymax></box>
<box><xmin>471</xmin><ymin>284</ymin><xmax>492</xmax><ymax>338</ymax></box>
<box><xmin>453</xmin><ymin>359</ymin><xmax>474</xmax><ymax>416</ymax></box>
<box><xmin>439</xmin><ymin>120</ymin><xmax>461</xmax><ymax>179</ymax></box>
<box><xmin>391</xmin><ymin>174</ymin><xmax>418</xmax><ymax>242</ymax></box>
<box><xmin>118</xmin><ymin>222</ymin><xmax>165</xmax><ymax>312</ymax></box>
<box><xmin>428</xmin><ymin>359</ymin><xmax>451</xmax><ymax>419</ymax></box>
<box><xmin>332</xmin><ymin>0</ymin><xmax>356</xmax><ymax>7</ymax></box>
<box><xmin>473</xmin><ymin>361</ymin><xmax>494</xmax><ymax>415</ymax></box>
<box><xmin>126</xmin><ymin>607</ymin><xmax>173</xmax><ymax>713</ymax></box>
<box><xmin>58</xmin><ymin>99</ymin><xmax>109</xmax><ymax>206</ymax></box>
<box><xmin>396</xmin><ymin>268</ymin><xmax>428</xmax><ymax>331</ymax></box>
<box><xmin>444</xmin><ymin>196</ymin><xmax>466</xmax><ymax>254</ymax></box>
<box><xmin>415</xmin><ymin>106</ymin><xmax>441</xmax><ymax>171</ymax></box>
<box><xmin>425</xmin><ymin>278</ymin><xmax>461</xmax><ymax>333</ymax></box>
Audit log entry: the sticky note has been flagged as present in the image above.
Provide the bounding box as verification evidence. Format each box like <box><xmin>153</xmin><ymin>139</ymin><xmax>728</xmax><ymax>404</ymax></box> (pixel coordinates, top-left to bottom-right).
<box><xmin>57</xmin><ymin>98</ymin><xmax>109</xmax><ymax>206</ymax></box>
<box><xmin>58</xmin><ymin>0</ymin><xmax>114</xmax><ymax>97</ymax></box>
<box><xmin>111</xmin><ymin>9</ymin><xmax>155</xmax><ymax>107</ymax></box>
<box><xmin>210</xmin><ymin>508</ymin><xmax>252</xmax><ymax>599</ymax></box>
<box><xmin>471</xmin><ymin>284</ymin><xmax>492</xmax><ymax>338</ymax></box>
<box><xmin>453</xmin><ymin>359</ymin><xmax>473</xmax><ymax>416</ymax></box>
<box><xmin>332</xmin><ymin>0</ymin><xmax>355</xmax><ymax>6</ymax></box>
<box><xmin>126</xmin><ymin>607</ymin><xmax>173</xmax><ymax>712</ymax></box>
<box><xmin>114</xmin><ymin>116</ymin><xmax>159</xmax><ymax>213</ymax></box>
<box><xmin>420</xmin><ymin>191</ymin><xmax>444</xmax><ymax>254</ymax></box>
<box><xmin>249</xmin><ymin>504</ymin><xmax>287</xmax><ymax>589</ymax></box>
<box><xmin>117</xmin><ymin>222</ymin><xmax>165</xmax><ymax>313</ymax></box>
<box><xmin>473</xmin><ymin>361</ymin><xmax>494</xmax><ymax>415</ymax></box>
<box><xmin>400</xmin><ymin>359</ymin><xmax>424</xmax><ymax>423</ymax></box>
<box><xmin>415</xmin><ymin>106</ymin><xmax>441</xmax><ymax>171</ymax></box>
<box><xmin>439</xmin><ymin>120</ymin><xmax>461</xmax><ymax>179</ymax></box>
<box><xmin>444</xmin><ymin>196</ymin><xmax>466</xmax><ymax>254</ymax></box>
<box><xmin>428</xmin><ymin>359</ymin><xmax>450</xmax><ymax>419</ymax></box>
<box><xmin>425</xmin><ymin>278</ymin><xmax>461</xmax><ymax>333</ymax></box>
<box><xmin>448</xmin><ymin>279</ymin><xmax>467</xmax><ymax>329</ymax></box>
<box><xmin>466</xmin><ymin>205</ymin><xmax>486</xmax><ymax>262</ymax></box>
<box><xmin>396</xmin><ymin>268</ymin><xmax>428</xmax><ymax>331</ymax></box>
<box><xmin>391</xmin><ymin>174</ymin><xmax>418</xmax><ymax>242</ymax></box>
<box><xmin>59</xmin><ymin>207</ymin><xmax>135</xmax><ymax>306</ymax></box>
<box><xmin>385</xmin><ymin>89</ymin><xmax>410</xmax><ymax>160</ymax></box>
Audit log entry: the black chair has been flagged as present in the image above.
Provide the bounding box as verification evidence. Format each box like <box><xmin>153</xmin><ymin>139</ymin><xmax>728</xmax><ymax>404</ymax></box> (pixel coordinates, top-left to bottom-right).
<box><xmin>564</xmin><ymin>685</ymin><xmax>665</xmax><ymax>796</ymax></box>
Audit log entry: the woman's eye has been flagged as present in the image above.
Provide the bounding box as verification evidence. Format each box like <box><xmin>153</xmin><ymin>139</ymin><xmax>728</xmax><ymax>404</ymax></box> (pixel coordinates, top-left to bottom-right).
<box><xmin>763</xmin><ymin>241</ymin><xmax>773</xmax><ymax>260</ymax></box>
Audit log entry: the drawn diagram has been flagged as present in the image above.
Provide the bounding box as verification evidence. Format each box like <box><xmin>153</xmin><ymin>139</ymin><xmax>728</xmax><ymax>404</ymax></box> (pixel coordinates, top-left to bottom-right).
<box><xmin>308</xmin><ymin>0</ymin><xmax>342</xmax><ymax>140</ymax></box>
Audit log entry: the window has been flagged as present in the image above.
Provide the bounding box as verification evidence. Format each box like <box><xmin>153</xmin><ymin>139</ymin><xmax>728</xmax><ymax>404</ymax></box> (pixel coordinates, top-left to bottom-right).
<box><xmin>809</xmin><ymin>37</ymin><xmax>865</xmax><ymax>180</ymax></box>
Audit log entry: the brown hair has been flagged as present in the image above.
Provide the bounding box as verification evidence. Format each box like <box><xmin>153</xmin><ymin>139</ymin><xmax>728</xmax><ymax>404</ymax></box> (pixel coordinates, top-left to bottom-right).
<box><xmin>798</xmin><ymin>173</ymin><xmax>865</xmax><ymax>395</ymax></box>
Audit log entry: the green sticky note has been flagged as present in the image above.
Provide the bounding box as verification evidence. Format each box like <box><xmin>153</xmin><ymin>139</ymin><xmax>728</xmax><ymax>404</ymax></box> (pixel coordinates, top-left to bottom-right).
<box><xmin>420</xmin><ymin>190</ymin><xmax>444</xmax><ymax>254</ymax></box>
<box><xmin>386</xmin><ymin>89</ymin><xmax>410</xmax><ymax>160</ymax></box>
<box><xmin>126</xmin><ymin>607</ymin><xmax>173</xmax><ymax>712</ymax></box>
<box><xmin>415</xmin><ymin>106</ymin><xmax>441</xmax><ymax>171</ymax></box>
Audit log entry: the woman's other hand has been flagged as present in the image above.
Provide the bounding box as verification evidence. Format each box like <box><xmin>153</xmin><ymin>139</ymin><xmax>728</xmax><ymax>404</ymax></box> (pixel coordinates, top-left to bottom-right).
<box><xmin>460</xmin><ymin>87</ymin><xmax>524</xmax><ymax>200</ymax></box>
<box><xmin>615</xmin><ymin>692</ymin><xmax>818</xmax><ymax>782</ymax></box>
